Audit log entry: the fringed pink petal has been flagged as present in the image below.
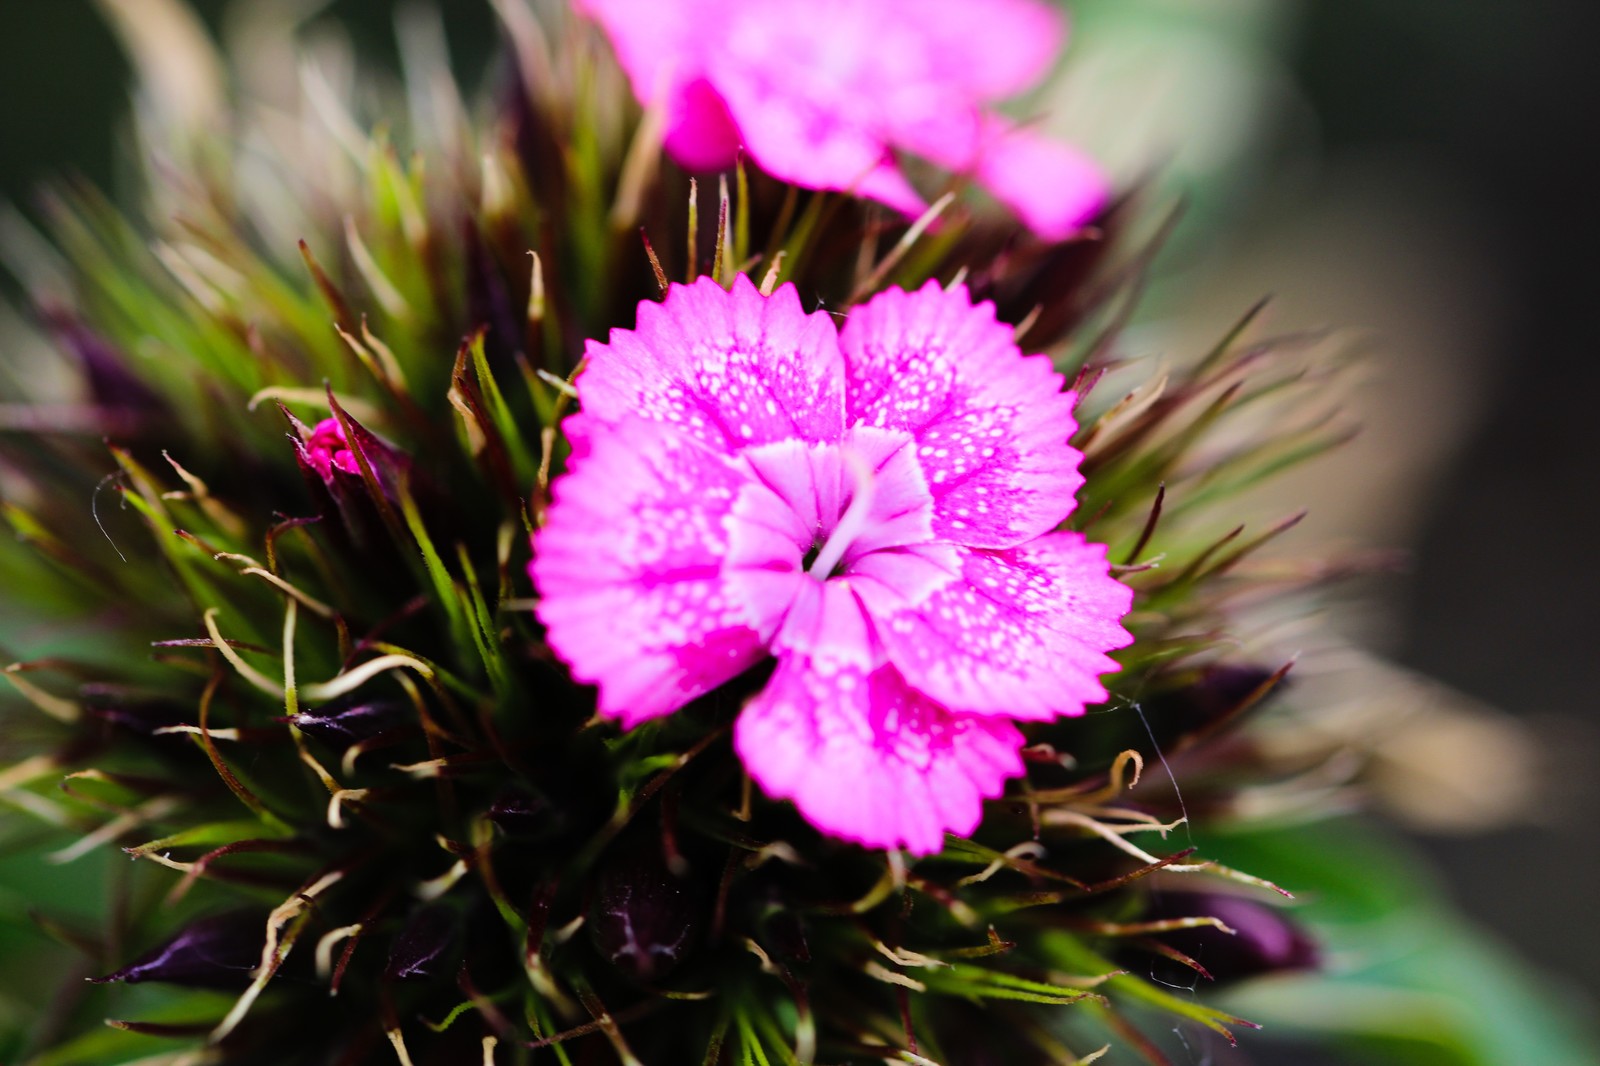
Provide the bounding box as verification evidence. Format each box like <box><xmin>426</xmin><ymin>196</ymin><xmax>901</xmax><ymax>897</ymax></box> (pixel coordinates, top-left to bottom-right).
<box><xmin>976</xmin><ymin>123</ymin><xmax>1109</xmax><ymax>239</ymax></box>
<box><xmin>862</xmin><ymin>533</ymin><xmax>1133</xmax><ymax>720</ymax></box>
<box><xmin>840</xmin><ymin>281</ymin><xmax>1085</xmax><ymax>547</ymax></box>
<box><xmin>532</xmin><ymin>416</ymin><xmax>769</xmax><ymax>726</ymax></box>
<box><xmin>735</xmin><ymin>657</ymin><xmax>1025</xmax><ymax>855</ymax></box>
<box><xmin>578</xmin><ymin>275</ymin><xmax>847</xmax><ymax>450</ymax></box>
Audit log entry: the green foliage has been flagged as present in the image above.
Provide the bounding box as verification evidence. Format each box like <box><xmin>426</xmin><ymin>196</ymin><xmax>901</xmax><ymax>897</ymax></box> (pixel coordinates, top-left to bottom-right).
<box><xmin>1210</xmin><ymin>821</ymin><xmax>1600</xmax><ymax>1066</ymax></box>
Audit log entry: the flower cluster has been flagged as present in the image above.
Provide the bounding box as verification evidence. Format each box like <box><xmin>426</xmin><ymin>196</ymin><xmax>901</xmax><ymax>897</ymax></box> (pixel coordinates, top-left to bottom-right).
<box><xmin>0</xmin><ymin>0</ymin><xmax>1375</xmax><ymax>1062</ymax></box>
<box><xmin>535</xmin><ymin>276</ymin><xmax>1132</xmax><ymax>853</ymax></box>
<box><xmin>578</xmin><ymin>0</ymin><xmax>1106</xmax><ymax>236</ymax></box>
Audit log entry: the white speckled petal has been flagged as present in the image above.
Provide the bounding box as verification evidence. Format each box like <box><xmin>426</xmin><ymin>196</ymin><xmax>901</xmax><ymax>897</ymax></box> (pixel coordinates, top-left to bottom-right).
<box><xmin>532</xmin><ymin>415</ymin><xmax>769</xmax><ymax>727</ymax></box>
<box><xmin>840</xmin><ymin>281</ymin><xmax>1084</xmax><ymax>548</ymax></box>
<box><xmin>863</xmin><ymin>533</ymin><xmax>1134</xmax><ymax>720</ymax></box>
<box><xmin>577</xmin><ymin>275</ymin><xmax>846</xmax><ymax>450</ymax></box>
<box><xmin>735</xmin><ymin>657</ymin><xmax>1026</xmax><ymax>855</ymax></box>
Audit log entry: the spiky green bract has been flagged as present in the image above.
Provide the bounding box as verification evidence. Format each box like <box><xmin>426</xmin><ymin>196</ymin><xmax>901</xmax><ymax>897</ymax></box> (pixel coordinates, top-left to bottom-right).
<box><xmin>0</xmin><ymin>4</ymin><xmax>1357</xmax><ymax>1064</ymax></box>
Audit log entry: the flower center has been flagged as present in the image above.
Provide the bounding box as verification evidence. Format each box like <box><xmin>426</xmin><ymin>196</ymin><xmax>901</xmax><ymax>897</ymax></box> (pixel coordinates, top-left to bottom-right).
<box><xmin>728</xmin><ymin>427</ymin><xmax>937</xmax><ymax>602</ymax></box>
<box><xmin>805</xmin><ymin>449</ymin><xmax>875</xmax><ymax>580</ymax></box>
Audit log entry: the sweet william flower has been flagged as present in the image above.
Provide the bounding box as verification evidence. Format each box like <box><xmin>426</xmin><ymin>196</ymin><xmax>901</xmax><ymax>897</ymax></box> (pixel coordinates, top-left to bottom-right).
<box><xmin>534</xmin><ymin>277</ymin><xmax>1133</xmax><ymax>854</ymax></box>
<box><xmin>577</xmin><ymin>0</ymin><xmax>1107</xmax><ymax>239</ymax></box>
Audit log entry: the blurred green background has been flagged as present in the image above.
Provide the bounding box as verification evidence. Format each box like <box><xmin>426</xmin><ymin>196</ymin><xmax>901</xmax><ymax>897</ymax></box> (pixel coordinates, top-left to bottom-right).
<box><xmin>1</xmin><ymin>1</ymin><xmax>1596</xmax><ymax>1063</ymax></box>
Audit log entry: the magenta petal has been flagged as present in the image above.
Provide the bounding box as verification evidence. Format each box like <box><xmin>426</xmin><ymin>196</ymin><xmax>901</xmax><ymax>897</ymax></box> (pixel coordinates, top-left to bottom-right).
<box><xmin>662</xmin><ymin>78</ymin><xmax>743</xmax><ymax>172</ymax></box>
<box><xmin>863</xmin><ymin>533</ymin><xmax>1133</xmax><ymax>720</ymax></box>
<box><xmin>832</xmin><ymin>426</ymin><xmax>938</xmax><ymax>563</ymax></box>
<box><xmin>847</xmin><ymin>542</ymin><xmax>962</xmax><ymax>610</ymax></box>
<box><xmin>708</xmin><ymin>37</ymin><xmax>909</xmax><ymax>209</ymax></box>
<box><xmin>976</xmin><ymin>123</ymin><xmax>1109</xmax><ymax>239</ymax></box>
<box><xmin>706</xmin><ymin>444</ymin><xmax>837</xmax><ymax>630</ymax></box>
<box><xmin>575</xmin><ymin>0</ymin><xmax>725</xmax><ymax>108</ymax></box>
<box><xmin>841</xmin><ymin>281</ymin><xmax>1084</xmax><ymax>547</ymax></box>
<box><xmin>532</xmin><ymin>416</ymin><xmax>768</xmax><ymax>727</ymax></box>
<box><xmin>722</xmin><ymin>476</ymin><xmax>811</xmax><ymax>643</ymax></box>
<box><xmin>769</xmin><ymin>578</ymin><xmax>881</xmax><ymax>677</ymax></box>
<box><xmin>736</xmin><ymin>657</ymin><xmax>1025</xmax><ymax>855</ymax></box>
<box><xmin>576</xmin><ymin>0</ymin><xmax>740</xmax><ymax>171</ymax></box>
<box><xmin>881</xmin><ymin>97</ymin><xmax>985</xmax><ymax>175</ymax></box>
<box><xmin>578</xmin><ymin>275</ymin><xmax>846</xmax><ymax>449</ymax></box>
<box><xmin>581</xmin><ymin>0</ymin><xmax>1106</xmax><ymax>238</ymax></box>
<box><xmin>737</xmin><ymin>438</ymin><xmax>850</xmax><ymax>543</ymax></box>
<box><xmin>911</xmin><ymin>0</ymin><xmax>1065</xmax><ymax>100</ymax></box>
<box><xmin>850</xmin><ymin>159</ymin><xmax>931</xmax><ymax>220</ymax></box>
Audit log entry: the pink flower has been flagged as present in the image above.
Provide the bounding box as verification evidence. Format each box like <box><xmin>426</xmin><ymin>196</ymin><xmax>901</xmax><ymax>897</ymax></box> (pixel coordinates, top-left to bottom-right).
<box><xmin>534</xmin><ymin>277</ymin><xmax>1132</xmax><ymax>853</ymax></box>
<box><xmin>304</xmin><ymin>418</ymin><xmax>361</xmax><ymax>480</ymax></box>
<box><xmin>578</xmin><ymin>0</ymin><xmax>1107</xmax><ymax>239</ymax></box>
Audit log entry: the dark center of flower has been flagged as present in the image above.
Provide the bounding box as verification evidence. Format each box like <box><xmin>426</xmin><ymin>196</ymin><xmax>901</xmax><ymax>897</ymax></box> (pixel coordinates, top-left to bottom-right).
<box><xmin>801</xmin><ymin>539</ymin><xmax>852</xmax><ymax>580</ymax></box>
<box><xmin>803</xmin><ymin>451</ymin><xmax>877</xmax><ymax>580</ymax></box>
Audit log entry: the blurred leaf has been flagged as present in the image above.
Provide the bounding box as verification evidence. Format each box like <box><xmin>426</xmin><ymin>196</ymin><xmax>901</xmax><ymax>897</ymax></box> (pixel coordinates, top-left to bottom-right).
<box><xmin>1203</xmin><ymin>819</ymin><xmax>1600</xmax><ymax>1066</ymax></box>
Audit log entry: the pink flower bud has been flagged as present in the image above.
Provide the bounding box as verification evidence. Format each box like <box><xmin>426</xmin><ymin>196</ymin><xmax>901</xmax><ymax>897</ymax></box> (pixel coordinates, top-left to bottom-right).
<box><xmin>304</xmin><ymin>417</ymin><xmax>362</xmax><ymax>480</ymax></box>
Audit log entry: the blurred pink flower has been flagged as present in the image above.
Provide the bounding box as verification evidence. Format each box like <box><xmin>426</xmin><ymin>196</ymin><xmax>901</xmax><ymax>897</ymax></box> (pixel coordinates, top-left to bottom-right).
<box><xmin>578</xmin><ymin>0</ymin><xmax>1107</xmax><ymax>238</ymax></box>
<box><xmin>304</xmin><ymin>418</ymin><xmax>360</xmax><ymax>480</ymax></box>
<box><xmin>534</xmin><ymin>278</ymin><xmax>1131</xmax><ymax>853</ymax></box>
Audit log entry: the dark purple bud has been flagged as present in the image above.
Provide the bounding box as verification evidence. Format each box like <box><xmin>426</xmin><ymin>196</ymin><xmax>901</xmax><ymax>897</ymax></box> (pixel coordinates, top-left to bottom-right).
<box><xmin>760</xmin><ymin>907</ymin><xmax>810</xmax><ymax>964</ymax></box>
<box><xmin>1143</xmin><ymin>664</ymin><xmax>1286</xmax><ymax>753</ymax></box>
<box><xmin>1135</xmin><ymin>891</ymin><xmax>1318</xmax><ymax>985</ymax></box>
<box><xmin>589</xmin><ymin>846</ymin><xmax>702</xmax><ymax>982</ymax></box>
<box><xmin>488</xmin><ymin>787</ymin><xmax>549</xmax><ymax>838</ymax></box>
<box><xmin>459</xmin><ymin>897</ymin><xmax>520</xmax><ymax>991</ymax></box>
<box><xmin>91</xmin><ymin>910</ymin><xmax>264</xmax><ymax>988</ymax></box>
<box><xmin>385</xmin><ymin>904</ymin><xmax>458</xmax><ymax>982</ymax></box>
<box><xmin>86</xmin><ymin>698</ymin><xmax>190</xmax><ymax>737</ymax></box>
<box><xmin>41</xmin><ymin>308</ymin><xmax>163</xmax><ymax>412</ymax></box>
<box><xmin>1178</xmin><ymin>665</ymin><xmax>1284</xmax><ymax>724</ymax></box>
<box><xmin>290</xmin><ymin>699</ymin><xmax>408</xmax><ymax>747</ymax></box>
<box><xmin>281</xmin><ymin>401</ymin><xmax>411</xmax><ymax>531</ymax></box>
<box><xmin>463</xmin><ymin>221</ymin><xmax>520</xmax><ymax>368</ymax></box>
<box><xmin>969</xmin><ymin>217</ymin><xmax>1115</xmax><ymax>349</ymax></box>
<box><xmin>279</xmin><ymin>405</ymin><xmax>396</xmax><ymax>557</ymax></box>
<box><xmin>932</xmin><ymin>1001</ymin><xmax>1050</xmax><ymax>1065</ymax></box>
